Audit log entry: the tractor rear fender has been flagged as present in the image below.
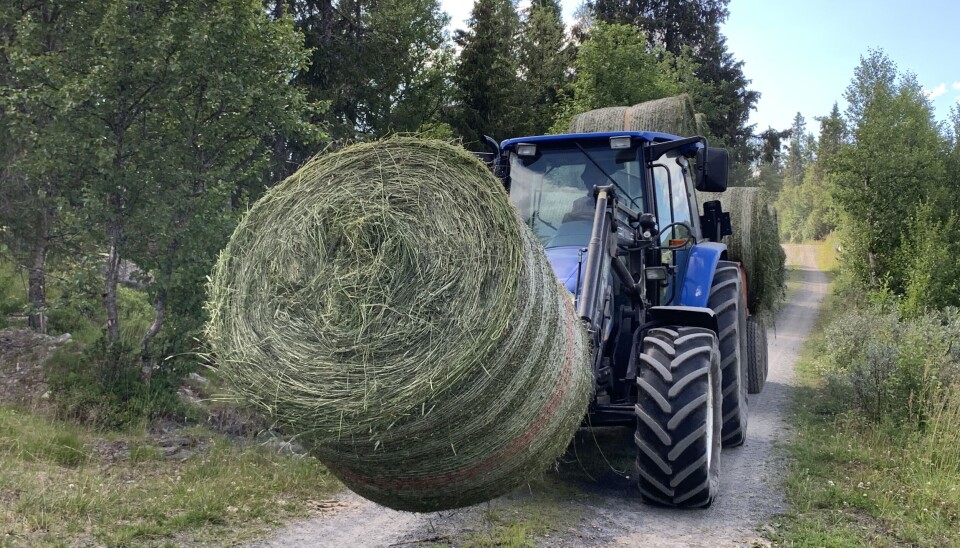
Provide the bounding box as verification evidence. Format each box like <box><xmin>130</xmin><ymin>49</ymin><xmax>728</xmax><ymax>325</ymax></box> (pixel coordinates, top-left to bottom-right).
<box><xmin>678</xmin><ymin>242</ymin><xmax>727</xmax><ymax>308</ymax></box>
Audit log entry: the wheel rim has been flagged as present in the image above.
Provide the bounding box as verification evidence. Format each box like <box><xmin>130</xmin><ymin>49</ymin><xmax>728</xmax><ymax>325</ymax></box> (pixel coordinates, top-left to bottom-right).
<box><xmin>705</xmin><ymin>363</ymin><xmax>714</xmax><ymax>470</ymax></box>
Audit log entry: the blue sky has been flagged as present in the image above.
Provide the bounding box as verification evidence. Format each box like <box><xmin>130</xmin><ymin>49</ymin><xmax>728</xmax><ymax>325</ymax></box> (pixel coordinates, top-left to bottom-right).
<box><xmin>440</xmin><ymin>0</ymin><xmax>960</xmax><ymax>132</ymax></box>
<box><xmin>723</xmin><ymin>0</ymin><xmax>960</xmax><ymax>131</ymax></box>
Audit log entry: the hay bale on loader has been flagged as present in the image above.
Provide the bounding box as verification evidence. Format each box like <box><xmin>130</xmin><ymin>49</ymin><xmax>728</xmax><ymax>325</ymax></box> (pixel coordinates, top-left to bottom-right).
<box><xmin>697</xmin><ymin>187</ymin><xmax>786</xmax><ymax>314</ymax></box>
<box><xmin>569</xmin><ymin>94</ymin><xmax>700</xmax><ymax>137</ymax></box>
<box><xmin>206</xmin><ymin>138</ymin><xmax>592</xmax><ymax>512</ymax></box>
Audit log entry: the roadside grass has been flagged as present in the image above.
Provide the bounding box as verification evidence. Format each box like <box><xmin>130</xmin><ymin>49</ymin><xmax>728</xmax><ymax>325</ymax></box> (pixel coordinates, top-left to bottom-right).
<box><xmin>772</xmin><ymin>284</ymin><xmax>960</xmax><ymax>546</ymax></box>
<box><xmin>802</xmin><ymin>233</ymin><xmax>840</xmax><ymax>273</ymax></box>
<box><xmin>814</xmin><ymin>233</ymin><xmax>840</xmax><ymax>273</ymax></box>
<box><xmin>0</xmin><ymin>405</ymin><xmax>340</xmax><ymax>546</ymax></box>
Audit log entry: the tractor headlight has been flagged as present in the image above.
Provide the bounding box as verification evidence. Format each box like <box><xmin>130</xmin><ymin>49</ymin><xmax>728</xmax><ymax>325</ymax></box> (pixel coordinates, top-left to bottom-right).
<box><xmin>516</xmin><ymin>143</ymin><xmax>537</xmax><ymax>157</ymax></box>
<box><xmin>645</xmin><ymin>266</ymin><xmax>668</xmax><ymax>281</ymax></box>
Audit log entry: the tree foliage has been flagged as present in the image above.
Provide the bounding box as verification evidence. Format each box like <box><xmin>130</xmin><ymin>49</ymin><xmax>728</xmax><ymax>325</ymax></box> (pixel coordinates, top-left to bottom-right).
<box><xmin>0</xmin><ymin>0</ymin><xmax>77</xmax><ymax>332</ymax></box>
<box><xmin>782</xmin><ymin>112</ymin><xmax>813</xmax><ymax>188</ymax></box>
<box><xmin>452</xmin><ymin>0</ymin><xmax>522</xmax><ymax>146</ymax></box>
<box><xmin>586</xmin><ymin>0</ymin><xmax>758</xmax><ymax>162</ymax></box>
<box><xmin>551</xmin><ymin>22</ymin><xmax>691</xmax><ymax>131</ymax></box>
<box><xmin>515</xmin><ymin>0</ymin><xmax>571</xmax><ymax>136</ymax></box>
<box><xmin>1</xmin><ymin>0</ymin><xmax>319</xmax><ymax>388</ymax></box>
<box><xmin>773</xmin><ymin>49</ymin><xmax>957</xmax><ymax>315</ymax></box>
<box><xmin>588</xmin><ymin>0</ymin><xmax>729</xmax><ymax>55</ymax></box>
<box><xmin>263</xmin><ymin>0</ymin><xmax>449</xmax><ymax>164</ymax></box>
<box><xmin>833</xmin><ymin>60</ymin><xmax>947</xmax><ymax>291</ymax></box>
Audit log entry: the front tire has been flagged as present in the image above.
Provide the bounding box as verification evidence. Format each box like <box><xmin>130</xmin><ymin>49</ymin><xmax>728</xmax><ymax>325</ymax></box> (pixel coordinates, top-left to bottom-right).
<box><xmin>709</xmin><ymin>261</ymin><xmax>748</xmax><ymax>447</ymax></box>
<box><xmin>635</xmin><ymin>326</ymin><xmax>722</xmax><ymax>508</ymax></box>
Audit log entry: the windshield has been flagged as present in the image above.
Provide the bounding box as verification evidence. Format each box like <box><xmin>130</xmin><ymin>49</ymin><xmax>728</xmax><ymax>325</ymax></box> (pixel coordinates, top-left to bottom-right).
<box><xmin>508</xmin><ymin>143</ymin><xmax>643</xmax><ymax>248</ymax></box>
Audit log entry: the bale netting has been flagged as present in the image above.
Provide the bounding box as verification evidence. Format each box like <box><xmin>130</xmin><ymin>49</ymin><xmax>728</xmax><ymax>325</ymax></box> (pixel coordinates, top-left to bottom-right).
<box><xmin>206</xmin><ymin>137</ymin><xmax>592</xmax><ymax>513</ymax></box>
<box><xmin>568</xmin><ymin>94</ymin><xmax>700</xmax><ymax>137</ymax></box>
<box><xmin>697</xmin><ymin>187</ymin><xmax>786</xmax><ymax>314</ymax></box>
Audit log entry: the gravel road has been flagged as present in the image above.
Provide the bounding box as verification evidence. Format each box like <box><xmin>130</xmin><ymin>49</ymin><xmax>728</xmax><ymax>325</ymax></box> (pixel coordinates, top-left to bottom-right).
<box><xmin>255</xmin><ymin>244</ymin><xmax>828</xmax><ymax>548</ymax></box>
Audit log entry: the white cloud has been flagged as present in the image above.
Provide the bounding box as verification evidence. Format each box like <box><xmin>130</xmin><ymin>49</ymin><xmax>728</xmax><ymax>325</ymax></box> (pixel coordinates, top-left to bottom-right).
<box><xmin>925</xmin><ymin>83</ymin><xmax>948</xmax><ymax>99</ymax></box>
<box><xmin>953</xmin><ymin>82</ymin><xmax>960</xmax><ymax>91</ymax></box>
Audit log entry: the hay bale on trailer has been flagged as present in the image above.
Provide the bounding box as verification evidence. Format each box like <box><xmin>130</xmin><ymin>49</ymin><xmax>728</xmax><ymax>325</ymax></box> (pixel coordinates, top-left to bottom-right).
<box><xmin>569</xmin><ymin>94</ymin><xmax>701</xmax><ymax>137</ymax></box>
<box><xmin>695</xmin><ymin>113</ymin><xmax>711</xmax><ymax>137</ymax></box>
<box><xmin>206</xmin><ymin>138</ymin><xmax>592</xmax><ymax>512</ymax></box>
<box><xmin>697</xmin><ymin>187</ymin><xmax>786</xmax><ymax>314</ymax></box>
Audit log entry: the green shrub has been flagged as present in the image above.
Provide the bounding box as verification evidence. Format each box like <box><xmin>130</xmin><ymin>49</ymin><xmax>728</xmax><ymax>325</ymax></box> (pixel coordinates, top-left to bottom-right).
<box><xmin>819</xmin><ymin>304</ymin><xmax>960</xmax><ymax>428</ymax></box>
<box><xmin>902</xmin><ymin>203</ymin><xmax>960</xmax><ymax>317</ymax></box>
<box><xmin>46</xmin><ymin>337</ymin><xmax>186</xmax><ymax>429</ymax></box>
<box><xmin>42</xmin><ymin>279</ymin><xmax>191</xmax><ymax>429</ymax></box>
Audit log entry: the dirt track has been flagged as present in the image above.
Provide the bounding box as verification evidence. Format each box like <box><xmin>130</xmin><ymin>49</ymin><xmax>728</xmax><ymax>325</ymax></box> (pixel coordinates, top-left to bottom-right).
<box><xmin>255</xmin><ymin>244</ymin><xmax>828</xmax><ymax>547</ymax></box>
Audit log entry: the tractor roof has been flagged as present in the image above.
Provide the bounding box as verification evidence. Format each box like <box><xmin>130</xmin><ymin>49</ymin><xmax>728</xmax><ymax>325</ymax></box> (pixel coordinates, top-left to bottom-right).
<box><xmin>500</xmin><ymin>131</ymin><xmax>685</xmax><ymax>150</ymax></box>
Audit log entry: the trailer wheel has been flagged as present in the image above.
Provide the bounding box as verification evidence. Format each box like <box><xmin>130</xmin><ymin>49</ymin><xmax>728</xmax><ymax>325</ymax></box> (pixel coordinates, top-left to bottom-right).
<box><xmin>746</xmin><ymin>315</ymin><xmax>768</xmax><ymax>394</ymax></box>
<box><xmin>634</xmin><ymin>326</ymin><xmax>722</xmax><ymax>508</ymax></box>
<box><xmin>709</xmin><ymin>261</ymin><xmax>748</xmax><ymax>447</ymax></box>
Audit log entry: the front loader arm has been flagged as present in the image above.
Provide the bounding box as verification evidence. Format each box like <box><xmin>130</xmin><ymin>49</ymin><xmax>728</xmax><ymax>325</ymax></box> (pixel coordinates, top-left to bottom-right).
<box><xmin>576</xmin><ymin>185</ymin><xmax>615</xmax><ymax>332</ymax></box>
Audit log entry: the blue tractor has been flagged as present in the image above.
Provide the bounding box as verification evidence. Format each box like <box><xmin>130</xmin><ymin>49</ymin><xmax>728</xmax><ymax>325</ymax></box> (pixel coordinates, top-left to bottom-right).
<box><xmin>481</xmin><ymin>131</ymin><xmax>763</xmax><ymax>507</ymax></box>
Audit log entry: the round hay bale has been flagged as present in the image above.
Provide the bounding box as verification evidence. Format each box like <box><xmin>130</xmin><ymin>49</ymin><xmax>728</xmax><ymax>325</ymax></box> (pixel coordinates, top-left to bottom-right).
<box><xmin>569</xmin><ymin>94</ymin><xmax>700</xmax><ymax>137</ymax></box>
<box><xmin>568</xmin><ymin>106</ymin><xmax>630</xmax><ymax>133</ymax></box>
<box><xmin>206</xmin><ymin>138</ymin><xmax>592</xmax><ymax>512</ymax></box>
<box><xmin>697</xmin><ymin>187</ymin><xmax>786</xmax><ymax>314</ymax></box>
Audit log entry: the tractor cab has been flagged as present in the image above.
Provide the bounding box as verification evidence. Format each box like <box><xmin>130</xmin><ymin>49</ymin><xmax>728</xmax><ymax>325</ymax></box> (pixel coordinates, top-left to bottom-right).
<box><xmin>499</xmin><ymin>132</ymin><xmax>725</xmax><ymax>301</ymax></box>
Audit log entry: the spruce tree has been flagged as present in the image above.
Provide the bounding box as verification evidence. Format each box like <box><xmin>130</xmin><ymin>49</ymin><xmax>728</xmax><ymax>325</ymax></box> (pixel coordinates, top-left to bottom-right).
<box><xmin>783</xmin><ymin>113</ymin><xmax>808</xmax><ymax>187</ymax></box>
<box><xmin>516</xmin><ymin>0</ymin><xmax>570</xmax><ymax>136</ymax></box>
<box><xmin>452</xmin><ymin>0</ymin><xmax>522</xmax><ymax>146</ymax></box>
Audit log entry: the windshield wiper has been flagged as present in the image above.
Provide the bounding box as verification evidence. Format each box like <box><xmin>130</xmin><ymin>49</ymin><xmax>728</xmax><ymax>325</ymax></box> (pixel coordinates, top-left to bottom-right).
<box><xmin>574</xmin><ymin>142</ymin><xmax>641</xmax><ymax>210</ymax></box>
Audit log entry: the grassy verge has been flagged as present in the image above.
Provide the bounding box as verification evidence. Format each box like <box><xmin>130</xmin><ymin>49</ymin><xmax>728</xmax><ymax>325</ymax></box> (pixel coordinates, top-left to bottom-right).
<box><xmin>772</xmin><ymin>276</ymin><xmax>960</xmax><ymax>546</ymax></box>
<box><xmin>807</xmin><ymin>232</ymin><xmax>840</xmax><ymax>273</ymax></box>
<box><xmin>0</xmin><ymin>405</ymin><xmax>340</xmax><ymax>546</ymax></box>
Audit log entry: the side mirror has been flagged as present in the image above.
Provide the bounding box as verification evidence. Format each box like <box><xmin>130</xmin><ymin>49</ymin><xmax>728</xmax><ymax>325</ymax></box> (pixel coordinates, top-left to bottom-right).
<box><xmin>695</xmin><ymin>147</ymin><xmax>729</xmax><ymax>192</ymax></box>
<box><xmin>483</xmin><ymin>134</ymin><xmax>509</xmax><ymax>187</ymax></box>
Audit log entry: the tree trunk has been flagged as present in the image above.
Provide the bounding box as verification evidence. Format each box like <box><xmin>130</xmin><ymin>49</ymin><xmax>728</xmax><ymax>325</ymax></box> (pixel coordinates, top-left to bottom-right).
<box><xmin>104</xmin><ymin>218</ymin><xmax>122</xmax><ymax>345</ymax></box>
<box><xmin>27</xmin><ymin>238</ymin><xmax>48</xmax><ymax>334</ymax></box>
<box><xmin>320</xmin><ymin>0</ymin><xmax>333</xmax><ymax>47</ymax></box>
<box><xmin>140</xmin><ymin>287</ymin><xmax>166</xmax><ymax>384</ymax></box>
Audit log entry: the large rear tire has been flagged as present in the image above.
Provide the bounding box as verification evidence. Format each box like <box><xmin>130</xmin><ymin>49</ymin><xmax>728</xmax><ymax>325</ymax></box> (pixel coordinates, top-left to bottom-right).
<box><xmin>635</xmin><ymin>326</ymin><xmax>722</xmax><ymax>508</ymax></box>
<box><xmin>709</xmin><ymin>261</ymin><xmax>748</xmax><ymax>447</ymax></box>
<box><xmin>746</xmin><ymin>315</ymin><xmax>768</xmax><ymax>394</ymax></box>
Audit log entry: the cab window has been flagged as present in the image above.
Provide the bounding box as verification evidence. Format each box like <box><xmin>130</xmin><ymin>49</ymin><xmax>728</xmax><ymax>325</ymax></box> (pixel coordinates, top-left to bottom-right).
<box><xmin>652</xmin><ymin>153</ymin><xmax>693</xmax><ymax>243</ymax></box>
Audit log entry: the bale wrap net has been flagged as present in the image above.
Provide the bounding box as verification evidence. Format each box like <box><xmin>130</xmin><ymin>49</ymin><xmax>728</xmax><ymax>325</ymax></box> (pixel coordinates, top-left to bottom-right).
<box><xmin>697</xmin><ymin>187</ymin><xmax>786</xmax><ymax>314</ymax></box>
<box><xmin>206</xmin><ymin>138</ymin><xmax>592</xmax><ymax>512</ymax></box>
